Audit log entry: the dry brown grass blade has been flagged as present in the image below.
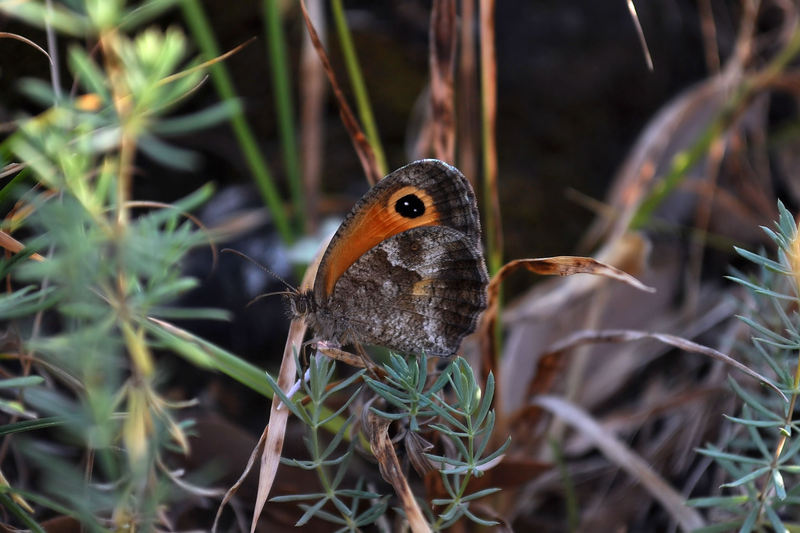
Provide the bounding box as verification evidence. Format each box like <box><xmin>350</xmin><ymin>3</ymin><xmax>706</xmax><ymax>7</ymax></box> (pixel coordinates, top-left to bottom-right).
<box><xmin>479</xmin><ymin>0</ymin><xmax>503</xmax><ymax>273</ymax></box>
<box><xmin>299</xmin><ymin>0</ymin><xmax>327</xmax><ymax>232</ymax></box>
<box><xmin>0</xmin><ymin>31</ymin><xmax>52</xmax><ymax>66</ymax></box>
<box><xmin>697</xmin><ymin>0</ymin><xmax>721</xmax><ymax>73</ymax></box>
<box><xmin>367</xmin><ymin>411</ymin><xmax>432</xmax><ymax>533</ymax></box>
<box><xmin>625</xmin><ymin>0</ymin><xmax>653</xmax><ymax>71</ymax></box>
<box><xmin>158</xmin><ymin>37</ymin><xmax>256</xmax><ymax>87</ymax></box>
<box><xmin>543</xmin><ymin>328</ymin><xmax>786</xmax><ymax>401</ymax></box>
<box><xmin>533</xmin><ymin>395</ymin><xmax>706</xmax><ymax>531</ymax></box>
<box><xmin>246</xmin><ymin>247</ymin><xmax>323</xmax><ymax>531</ymax></box>
<box><xmin>0</xmin><ymin>231</ymin><xmax>44</xmax><ymax>262</ymax></box>
<box><xmin>0</xmin><ymin>163</ymin><xmax>25</xmax><ymax>179</ymax></box>
<box><xmin>248</xmin><ymin>317</ymin><xmax>306</xmax><ymax>532</ymax></box>
<box><xmin>564</xmin><ymin>384</ymin><xmax>725</xmax><ymax>456</ymax></box>
<box><xmin>429</xmin><ymin>0</ymin><xmax>457</xmax><ymax>164</ymax></box>
<box><xmin>299</xmin><ymin>0</ymin><xmax>381</xmax><ymax>186</ymax></box>
<box><xmin>456</xmin><ymin>0</ymin><xmax>478</xmax><ymax>187</ymax></box>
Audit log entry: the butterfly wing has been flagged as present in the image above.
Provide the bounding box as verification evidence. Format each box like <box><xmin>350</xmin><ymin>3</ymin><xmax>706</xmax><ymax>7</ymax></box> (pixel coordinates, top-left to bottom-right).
<box><xmin>324</xmin><ymin>226</ymin><xmax>488</xmax><ymax>357</ymax></box>
<box><xmin>313</xmin><ymin>159</ymin><xmax>482</xmax><ymax>304</ymax></box>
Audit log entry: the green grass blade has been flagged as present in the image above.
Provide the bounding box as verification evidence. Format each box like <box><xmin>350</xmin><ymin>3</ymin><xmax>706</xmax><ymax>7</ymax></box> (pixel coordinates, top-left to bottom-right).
<box><xmin>145</xmin><ymin>317</ymin><xmax>273</xmax><ymax>397</ymax></box>
<box><xmin>0</xmin><ymin>493</ymin><xmax>45</xmax><ymax>533</ymax></box>
<box><xmin>179</xmin><ymin>0</ymin><xmax>294</xmax><ymax>243</ymax></box>
<box><xmin>263</xmin><ymin>0</ymin><xmax>304</xmax><ymax>232</ymax></box>
<box><xmin>0</xmin><ymin>416</ymin><xmax>68</xmax><ymax>436</ymax></box>
<box><xmin>330</xmin><ymin>0</ymin><xmax>387</xmax><ymax>176</ymax></box>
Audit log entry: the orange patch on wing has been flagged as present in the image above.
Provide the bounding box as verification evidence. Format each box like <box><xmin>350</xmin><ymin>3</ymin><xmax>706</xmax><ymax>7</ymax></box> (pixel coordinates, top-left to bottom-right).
<box><xmin>322</xmin><ymin>186</ymin><xmax>440</xmax><ymax>296</ymax></box>
<box><xmin>411</xmin><ymin>278</ymin><xmax>435</xmax><ymax>297</ymax></box>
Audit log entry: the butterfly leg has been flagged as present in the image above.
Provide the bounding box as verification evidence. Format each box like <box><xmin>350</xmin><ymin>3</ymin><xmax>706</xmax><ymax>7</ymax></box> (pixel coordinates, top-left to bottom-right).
<box><xmin>313</xmin><ymin>340</ymin><xmax>386</xmax><ymax>379</ymax></box>
<box><xmin>352</xmin><ymin>342</ymin><xmax>388</xmax><ymax>379</ymax></box>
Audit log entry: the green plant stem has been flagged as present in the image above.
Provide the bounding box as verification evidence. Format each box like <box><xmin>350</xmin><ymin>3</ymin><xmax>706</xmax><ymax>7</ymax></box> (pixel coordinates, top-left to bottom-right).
<box><xmin>330</xmin><ymin>0</ymin><xmax>387</xmax><ymax>176</ymax></box>
<box><xmin>179</xmin><ymin>0</ymin><xmax>294</xmax><ymax>243</ymax></box>
<box><xmin>263</xmin><ymin>0</ymin><xmax>304</xmax><ymax>233</ymax></box>
<box><xmin>632</xmin><ymin>25</ymin><xmax>800</xmax><ymax>230</ymax></box>
<box><xmin>757</xmin><ymin>350</ymin><xmax>800</xmax><ymax>519</ymax></box>
<box><xmin>432</xmin><ymin>407</ymin><xmax>475</xmax><ymax>529</ymax></box>
<box><xmin>310</xmin><ymin>417</ymin><xmax>334</xmax><ymax>496</ymax></box>
<box><xmin>0</xmin><ymin>493</ymin><xmax>45</xmax><ymax>533</ymax></box>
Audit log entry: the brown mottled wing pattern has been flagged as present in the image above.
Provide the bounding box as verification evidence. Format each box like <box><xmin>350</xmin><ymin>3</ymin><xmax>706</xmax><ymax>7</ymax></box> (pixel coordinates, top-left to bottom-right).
<box><xmin>312</xmin><ymin>159</ymin><xmax>482</xmax><ymax>304</ymax></box>
<box><xmin>327</xmin><ymin>226</ymin><xmax>488</xmax><ymax>357</ymax></box>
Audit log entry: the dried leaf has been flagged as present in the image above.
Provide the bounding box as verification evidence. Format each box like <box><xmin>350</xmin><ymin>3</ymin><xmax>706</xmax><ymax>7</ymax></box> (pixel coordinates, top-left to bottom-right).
<box><xmin>455</xmin><ymin>0</ymin><xmax>478</xmax><ymax>187</ymax></box>
<box><xmin>245</xmin><ymin>245</ymin><xmax>323</xmax><ymax>531</ymax></box>
<box><xmin>248</xmin><ymin>318</ymin><xmax>305</xmax><ymax>533</ymax></box>
<box><xmin>368</xmin><ymin>411</ymin><xmax>431</xmax><ymax>533</ymax></box>
<box><xmin>479</xmin><ymin>255</ymin><xmax>655</xmax><ymax>369</ymax></box>
<box><xmin>493</xmin><ymin>257</ymin><xmax>656</xmax><ymax>293</ymax></box>
<box><xmin>299</xmin><ymin>0</ymin><xmax>327</xmax><ymax>231</ymax></box>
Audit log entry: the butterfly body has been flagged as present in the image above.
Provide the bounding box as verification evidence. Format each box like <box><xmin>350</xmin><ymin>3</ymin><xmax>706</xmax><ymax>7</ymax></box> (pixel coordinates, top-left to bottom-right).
<box><xmin>286</xmin><ymin>160</ymin><xmax>488</xmax><ymax>357</ymax></box>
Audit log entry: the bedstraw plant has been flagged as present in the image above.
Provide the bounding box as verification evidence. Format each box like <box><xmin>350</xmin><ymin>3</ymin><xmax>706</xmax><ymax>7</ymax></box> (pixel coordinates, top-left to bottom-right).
<box><xmin>267</xmin><ymin>352</ymin><xmax>509</xmax><ymax>531</ymax></box>
<box><xmin>0</xmin><ymin>0</ymin><xmax>238</xmax><ymax>529</ymax></box>
<box><xmin>691</xmin><ymin>201</ymin><xmax>800</xmax><ymax>531</ymax></box>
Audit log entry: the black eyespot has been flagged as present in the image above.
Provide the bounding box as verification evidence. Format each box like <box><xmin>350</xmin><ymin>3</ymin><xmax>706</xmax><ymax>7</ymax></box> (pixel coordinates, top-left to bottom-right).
<box><xmin>395</xmin><ymin>194</ymin><xmax>425</xmax><ymax>218</ymax></box>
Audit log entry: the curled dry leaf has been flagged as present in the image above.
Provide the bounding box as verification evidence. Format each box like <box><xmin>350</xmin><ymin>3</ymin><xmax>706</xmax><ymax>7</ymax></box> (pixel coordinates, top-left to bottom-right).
<box><xmin>492</xmin><ymin>256</ymin><xmax>656</xmax><ymax>293</ymax></box>
<box><xmin>479</xmin><ymin>255</ymin><xmax>655</xmax><ymax>369</ymax></box>
<box><xmin>367</xmin><ymin>411</ymin><xmax>432</xmax><ymax>533</ymax></box>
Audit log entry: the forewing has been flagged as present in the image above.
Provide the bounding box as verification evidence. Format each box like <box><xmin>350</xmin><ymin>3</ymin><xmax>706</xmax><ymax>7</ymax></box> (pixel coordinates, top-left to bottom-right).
<box><xmin>313</xmin><ymin>159</ymin><xmax>482</xmax><ymax>303</ymax></box>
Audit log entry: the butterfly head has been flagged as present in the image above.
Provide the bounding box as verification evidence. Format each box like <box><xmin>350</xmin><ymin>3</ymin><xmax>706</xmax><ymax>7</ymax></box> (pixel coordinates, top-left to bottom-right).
<box><xmin>284</xmin><ymin>289</ymin><xmax>316</xmax><ymax>320</ymax></box>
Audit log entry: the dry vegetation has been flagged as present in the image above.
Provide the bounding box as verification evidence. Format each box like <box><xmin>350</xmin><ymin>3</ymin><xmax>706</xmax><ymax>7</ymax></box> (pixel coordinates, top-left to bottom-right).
<box><xmin>1</xmin><ymin>1</ymin><xmax>800</xmax><ymax>532</ymax></box>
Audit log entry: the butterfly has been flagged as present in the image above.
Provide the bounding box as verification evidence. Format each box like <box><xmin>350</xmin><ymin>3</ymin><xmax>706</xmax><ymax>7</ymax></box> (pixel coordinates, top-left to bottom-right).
<box><xmin>286</xmin><ymin>159</ymin><xmax>488</xmax><ymax>358</ymax></box>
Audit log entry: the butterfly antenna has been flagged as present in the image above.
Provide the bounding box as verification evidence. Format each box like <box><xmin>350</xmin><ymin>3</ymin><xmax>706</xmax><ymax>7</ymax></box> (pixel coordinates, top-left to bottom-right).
<box><xmin>246</xmin><ymin>290</ymin><xmax>294</xmax><ymax>307</ymax></box>
<box><xmin>221</xmin><ymin>248</ymin><xmax>297</xmax><ymax>293</ymax></box>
